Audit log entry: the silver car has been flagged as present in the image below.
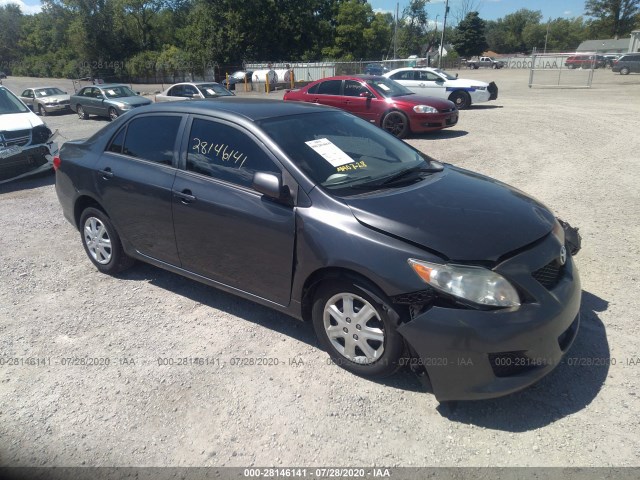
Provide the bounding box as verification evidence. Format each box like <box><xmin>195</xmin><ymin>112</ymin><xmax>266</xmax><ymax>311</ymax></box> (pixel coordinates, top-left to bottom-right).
<box><xmin>155</xmin><ymin>82</ymin><xmax>234</xmax><ymax>102</ymax></box>
<box><xmin>19</xmin><ymin>87</ymin><xmax>71</xmax><ymax>116</ymax></box>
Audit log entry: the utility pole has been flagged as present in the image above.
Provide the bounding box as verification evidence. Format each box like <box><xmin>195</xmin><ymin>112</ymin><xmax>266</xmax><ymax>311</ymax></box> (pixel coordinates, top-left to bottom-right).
<box><xmin>543</xmin><ymin>18</ymin><xmax>550</xmax><ymax>54</ymax></box>
<box><xmin>438</xmin><ymin>0</ymin><xmax>449</xmax><ymax>68</ymax></box>
<box><xmin>393</xmin><ymin>2</ymin><xmax>399</xmax><ymax>59</ymax></box>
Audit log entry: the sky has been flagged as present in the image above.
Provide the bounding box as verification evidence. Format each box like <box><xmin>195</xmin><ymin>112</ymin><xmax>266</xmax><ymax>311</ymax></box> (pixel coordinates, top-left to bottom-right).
<box><xmin>369</xmin><ymin>0</ymin><xmax>588</xmax><ymax>26</ymax></box>
<box><xmin>5</xmin><ymin>0</ymin><xmax>589</xmax><ymax>21</ymax></box>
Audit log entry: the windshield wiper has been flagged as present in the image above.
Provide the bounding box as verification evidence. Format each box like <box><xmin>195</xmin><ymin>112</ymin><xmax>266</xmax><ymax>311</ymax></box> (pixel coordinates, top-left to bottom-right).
<box><xmin>359</xmin><ymin>163</ymin><xmax>443</xmax><ymax>189</ymax></box>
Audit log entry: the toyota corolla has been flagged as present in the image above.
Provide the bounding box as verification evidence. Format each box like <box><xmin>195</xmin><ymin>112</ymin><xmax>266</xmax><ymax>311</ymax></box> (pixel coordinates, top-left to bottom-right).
<box><xmin>55</xmin><ymin>99</ymin><xmax>581</xmax><ymax>401</ymax></box>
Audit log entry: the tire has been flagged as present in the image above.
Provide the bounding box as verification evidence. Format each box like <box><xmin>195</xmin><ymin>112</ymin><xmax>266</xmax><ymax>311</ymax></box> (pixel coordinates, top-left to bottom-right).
<box><xmin>108</xmin><ymin>107</ymin><xmax>119</xmax><ymax>121</ymax></box>
<box><xmin>381</xmin><ymin>111</ymin><xmax>409</xmax><ymax>138</ymax></box>
<box><xmin>79</xmin><ymin>207</ymin><xmax>134</xmax><ymax>274</ymax></box>
<box><xmin>620</xmin><ymin>66</ymin><xmax>630</xmax><ymax>75</ymax></box>
<box><xmin>492</xmin><ymin>63</ymin><xmax>498</xmax><ymax>69</ymax></box>
<box><xmin>38</xmin><ymin>104</ymin><xmax>47</xmax><ymax>116</ymax></box>
<box><xmin>312</xmin><ymin>280</ymin><xmax>405</xmax><ymax>378</ymax></box>
<box><xmin>448</xmin><ymin>90</ymin><xmax>471</xmax><ymax>110</ymax></box>
<box><xmin>77</xmin><ymin>105</ymin><xmax>88</xmax><ymax>120</ymax></box>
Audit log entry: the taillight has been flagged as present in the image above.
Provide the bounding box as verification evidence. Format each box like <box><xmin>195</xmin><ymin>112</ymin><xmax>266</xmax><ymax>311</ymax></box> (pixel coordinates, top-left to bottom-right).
<box><xmin>53</xmin><ymin>155</ymin><xmax>61</xmax><ymax>170</ymax></box>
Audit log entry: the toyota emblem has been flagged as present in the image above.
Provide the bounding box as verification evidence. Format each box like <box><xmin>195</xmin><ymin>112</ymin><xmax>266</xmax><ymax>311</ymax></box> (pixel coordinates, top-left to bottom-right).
<box><xmin>559</xmin><ymin>246</ymin><xmax>567</xmax><ymax>266</ymax></box>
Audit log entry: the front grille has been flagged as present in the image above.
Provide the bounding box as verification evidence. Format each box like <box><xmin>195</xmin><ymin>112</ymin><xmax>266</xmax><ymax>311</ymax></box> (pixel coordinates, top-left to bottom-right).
<box><xmin>532</xmin><ymin>261</ymin><xmax>563</xmax><ymax>290</ymax></box>
<box><xmin>2</xmin><ymin>129</ymin><xmax>31</xmax><ymax>147</ymax></box>
<box><xmin>393</xmin><ymin>290</ymin><xmax>436</xmax><ymax>305</ymax></box>
<box><xmin>439</xmin><ymin>107</ymin><xmax>457</xmax><ymax>113</ymax></box>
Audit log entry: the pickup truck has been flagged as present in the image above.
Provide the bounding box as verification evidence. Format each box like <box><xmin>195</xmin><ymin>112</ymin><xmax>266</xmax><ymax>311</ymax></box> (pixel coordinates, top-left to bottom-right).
<box><xmin>467</xmin><ymin>57</ymin><xmax>504</xmax><ymax>69</ymax></box>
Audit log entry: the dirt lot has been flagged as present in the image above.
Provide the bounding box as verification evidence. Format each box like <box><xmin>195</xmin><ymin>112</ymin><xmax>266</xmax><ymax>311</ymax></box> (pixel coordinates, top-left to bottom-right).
<box><xmin>1</xmin><ymin>69</ymin><xmax>639</xmax><ymax>469</ymax></box>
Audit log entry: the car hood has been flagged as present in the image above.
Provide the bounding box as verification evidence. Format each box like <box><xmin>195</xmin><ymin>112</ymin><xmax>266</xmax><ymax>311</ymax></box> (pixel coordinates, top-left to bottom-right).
<box><xmin>0</xmin><ymin>112</ymin><xmax>44</xmax><ymax>131</ymax></box>
<box><xmin>109</xmin><ymin>96</ymin><xmax>151</xmax><ymax>106</ymax></box>
<box><xmin>389</xmin><ymin>94</ymin><xmax>454</xmax><ymax>109</ymax></box>
<box><xmin>344</xmin><ymin>165</ymin><xmax>556</xmax><ymax>262</ymax></box>
<box><xmin>40</xmin><ymin>94</ymin><xmax>70</xmax><ymax>102</ymax></box>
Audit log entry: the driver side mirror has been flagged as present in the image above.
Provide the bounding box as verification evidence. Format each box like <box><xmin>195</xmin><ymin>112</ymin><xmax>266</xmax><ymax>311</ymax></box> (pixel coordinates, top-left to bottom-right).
<box><xmin>253</xmin><ymin>172</ymin><xmax>289</xmax><ymax>201</ymax></box>
<box><xmin>456</xmin><ymin>73</ymin><xmax>459</xmax><ymax>78</ymax></box>
<box><xmin>359</xmin><ymin>91</ymin><xmax>374</xmax><ymax>99</ymax></box>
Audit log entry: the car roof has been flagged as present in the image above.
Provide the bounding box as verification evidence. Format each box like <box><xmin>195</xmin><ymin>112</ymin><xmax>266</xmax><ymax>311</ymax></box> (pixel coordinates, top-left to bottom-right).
<box><xmin>94</xmin><ymin>84</ymin><xmax>129</xmax><ymax>89</ymax></box>
<box><xmin>31</xmin><ymin>86</ymin><xmax>62</xmax><ymax>90</ymax></box>
<box><xmin>134</xmin><ymin>97</ymin><xmax>335</xmax><ymax>121</ymax></box>
<box><xmin>170</xmin><ymin>82</ymin><xmax>221</xmax><ymax>86</ymax></box>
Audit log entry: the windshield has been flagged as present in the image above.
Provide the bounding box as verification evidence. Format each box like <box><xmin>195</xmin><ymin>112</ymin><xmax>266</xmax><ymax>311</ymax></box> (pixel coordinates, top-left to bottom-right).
<box><xmin>101</xmin><ymin>86</ymin><xmax>137</xmax><ymax>98</ymax></box>
<box><xmin>432</xmin><ymin>69</ymin><xmax>457</xmax><ymax>80</ymax></box>
<box><xmin>197</xmin><ymin>84</ymin><xmax>233</xmax><ymax>98</ymax></box>
<box><xmin>0</xmin><ymin>88</ymin><xmax>29</xmax><ymax>114</ymax></box>
<box><xmin>231</xmin><ymin>71</ymin><xmax>247</xmax><ymax>79</ymax></box>
<box><xmin>35</xmin><ymin>87</ymin><xmax>65</xmax><ymax>97</ymax></box>
<box><xmin>365</xmin><ymin>78</ymin><xmax>414</xmax><ymax>98</ymax></box>
<box><xmin>258</xmin><ymin>111</ymin><xmax>436</xmax><ymax>195</ymax></box>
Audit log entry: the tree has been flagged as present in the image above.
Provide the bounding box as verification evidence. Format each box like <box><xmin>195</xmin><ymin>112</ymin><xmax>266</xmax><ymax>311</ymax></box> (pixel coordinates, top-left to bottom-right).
<box><xmin>452</xmin><ymin>11</ymin><xmax>488</xmax><ymax>58</ymax></box>
<box><xmin>397</xmin><ymin>0</ymin><xmax>432</xmax><ymax>57</ymax></box>
<box><xmin>585</xmin><ymin>0</ymin><xmax>640</xmax><ymax>38</ymax></box>
<box><xmin>453</xmin><ymin>0</ymin><xmax>482</xmax><ymax>26</ymax></box>
<box><xmin>0</xmin><ymin>4</ymin><xmax>24</xmax><ymax>69</ymax></box>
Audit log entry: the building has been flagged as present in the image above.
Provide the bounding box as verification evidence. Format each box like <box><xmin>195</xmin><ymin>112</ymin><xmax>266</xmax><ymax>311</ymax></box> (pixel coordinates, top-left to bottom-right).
<box><xmin>577</xmin><ymin>31</ymin><xmax>640</xmax><ymax>53</ymax></box>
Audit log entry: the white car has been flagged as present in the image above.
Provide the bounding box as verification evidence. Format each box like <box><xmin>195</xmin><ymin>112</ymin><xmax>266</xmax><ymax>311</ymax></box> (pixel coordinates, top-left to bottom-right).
<box><xmin>155</xmin><ymin>82</ymin><xmax>234</xmax><ymax>102</ymax></box>
<box><xmin>384</xmin><ymin>67</ymin><xmax>498</xmax><ymax>109</ymax></box>
<box><xmin>1</xmin><ymin>86</ymin><xmax>58</xmax><ymax>184</ymax></box>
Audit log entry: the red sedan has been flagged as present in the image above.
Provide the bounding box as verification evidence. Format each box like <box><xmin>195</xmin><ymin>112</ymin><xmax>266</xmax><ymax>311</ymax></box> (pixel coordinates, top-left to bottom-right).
<box><xmin>283</xmin><ymin>75</ymin><xmax>458</xmax><ymax>138</ymax></box>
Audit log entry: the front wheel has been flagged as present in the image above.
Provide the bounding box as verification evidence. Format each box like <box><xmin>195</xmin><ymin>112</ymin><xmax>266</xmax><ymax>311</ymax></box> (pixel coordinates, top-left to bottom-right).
<box><xmin>449</xmin><ymin>90</ymin><xmax>471</xmax><ymax>109</ymax></box>
<box><xmin>77</xmin><ymin>105</ymin><xmax>88</xmax><ymax>120</ymax></box>
<box><xmin>620</xmin><ymin>66</ymin><xmax>630</xmax><ymax>75</ymax></box>
<box><xmin>312</xmin><ymin>280</ymin><xmax>404</xmax><ymax>378</ymax></box>
<box><xmin>79</xmin><ymin>207</ymin><xmax>134</xmax><ymax>274</ymax></box>
<box><xmin>38</xmin><ymin>104</ymin><xmax>47</xmax><ymax>116</ymax></box>
<box><xmin>381</xmin><ymin>111</ymin><xmax>409</xmax><ymax>138</ymax></box>
<box><xmin>108</xmin><ymin>107</ymin><xmax>119</xmax><ymax>121</ymax></box>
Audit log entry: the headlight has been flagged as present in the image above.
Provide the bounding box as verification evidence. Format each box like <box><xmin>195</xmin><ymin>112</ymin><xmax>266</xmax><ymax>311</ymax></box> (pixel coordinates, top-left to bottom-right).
<box><xmin>413</xmin><ymin>105</ymin><xmax>438</xmax><ymax>114</ymax></box>
<box><xmin>408</xmin><ymin>259</ymin><xmax>520</xmax><ymax>308</ymax></box>
<box><xmin>472</xmin><ymin>85</ymin><xmax>487</xmax><ymax>90</ymax></box>
<box><xmin>118</xmin><ymin>104</ymin><xmax>132</xmax><ymax>110</ymax></box>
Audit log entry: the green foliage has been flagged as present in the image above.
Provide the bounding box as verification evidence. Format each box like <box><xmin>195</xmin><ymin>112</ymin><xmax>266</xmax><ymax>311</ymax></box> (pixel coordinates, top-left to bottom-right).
<box><xmin>397</xmin><ymin>0</ymin><xmax>433</xmax><ymax>58</ymax></box>
<box><xmin>585</xmin><ymin>0</ymin><xmax>640</xmax><ymax>38</ymax></box>
<box><xmin>452</xmin><ymin>11</ymin><xmax>488</xmax><ymax>58</ymax></box>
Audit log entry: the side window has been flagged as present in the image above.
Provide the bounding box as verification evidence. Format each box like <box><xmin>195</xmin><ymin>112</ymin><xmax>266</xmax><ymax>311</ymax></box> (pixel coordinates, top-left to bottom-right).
<box><xmin>81</xmin><ymin>88</ymin><xmax>92</xmax><ymax>97</ymax></box>
<box><xmin>392</xmin><ymin>71</ymin><xmax>415</xmax><ymax>80</ymax></box>
<box><xmin>186</xmin><ymin>118</ymin><xmax>280</xmax><ymax>188</ymax></box>
<box><xmin>168</xmin><ymin>85</ymin><xmax>183</xmax><ymax>96</ymax></box>
<box><xmin>184</xmin><ymin>85</ymin><xmax>198</xmax><ymax>96</ymax></box>
<box><xmin>343</xmin><ymin>80</ymin><xmax>368</xmax><ymax>97</ymax></box>
<box><xmin>317</xmin><ymin>80</ymin><xmax>342</xmax><ymax>95</ymax></box>
<box><xmin>107</xmin><ymin>127</ymin><xmax>126</xmax><ymax>154</ymax></box>
<box><xmin>307</xmin><ymin>83</ymin><xmax>319</xmax><ymax>94</ymax></box>
<box><xmin>120</xmin><ymin>116</ymin><xmax>181</xmax><ymax>165</ymax></box>
<box><xmin>21</xmin><ymin>90</ymin><xmax>31</xmax><ymax>98</ymax></box>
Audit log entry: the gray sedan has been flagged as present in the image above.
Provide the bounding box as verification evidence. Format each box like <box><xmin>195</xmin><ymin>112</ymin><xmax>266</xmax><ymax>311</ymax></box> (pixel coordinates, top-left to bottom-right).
<box><xmin>19</xmin><ymin>87</ymin><xmax>71</xmax><ymax>116</ymax></box>
<box><xmin>70</xmin><ymin>84</ymin><xmax>152</xmax><ymax>121</ymax></box>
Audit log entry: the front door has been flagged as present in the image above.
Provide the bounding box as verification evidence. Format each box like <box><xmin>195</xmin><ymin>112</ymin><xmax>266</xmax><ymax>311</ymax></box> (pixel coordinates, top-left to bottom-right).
<box><xmin>172</xmin><ymin>116</ymin><xmax>296</xmax><ymax>305</ymax></box>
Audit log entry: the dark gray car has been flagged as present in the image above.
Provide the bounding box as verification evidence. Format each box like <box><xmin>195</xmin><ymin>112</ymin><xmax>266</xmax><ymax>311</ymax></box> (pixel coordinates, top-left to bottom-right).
<box><xmin>54</xmin><ymin>99</ymin><xmax>582</xmax><ymax>402</ymax></box>
<box><xmin>612</xmin><ymin>53</ymin><xmax>640</xmax><ymax>75</ymax></box>
<box><xmin>70</xmin><ymin>84</ymin><xmax>152</xmax><ymax>121</ymax></box>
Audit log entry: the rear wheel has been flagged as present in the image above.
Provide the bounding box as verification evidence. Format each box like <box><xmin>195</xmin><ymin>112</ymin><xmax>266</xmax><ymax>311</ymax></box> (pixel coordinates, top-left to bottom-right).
<box><xmin>79</xmin><ymin>207</ymin><xmax>134</xmax><ymax>274</ymax></box>
<box><xmin>620</xmin><ymin>66</ymin><xmax>630</xmax><ymax>75</ymax></box>
<box><xmin>108</xmin><ymin>107</ymin><xmax>119</xmax><ymax>121</ymax></box>
<box><xmin>449</xmin><ymin>90</ymin><xmax>471</xmax><ymax>109</ymax></box>
<box><xmin>381</xmin><ymin>111</ymin><xmax>409</xmax><ymax>138</ymax></box>
<box><xmin>312</xmin><ymin>280</ymin><xmax>404</xmax><ymax>378</ymax></box>
<box><xmin>77</xmin><ymin>105</ymin><xmax>88</xmax><ymax>120</ymax></box>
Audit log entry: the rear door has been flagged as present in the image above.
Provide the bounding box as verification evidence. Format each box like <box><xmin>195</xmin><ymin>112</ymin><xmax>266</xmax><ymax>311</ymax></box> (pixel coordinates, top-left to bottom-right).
<box><xmin>94</xmin><ymin>114</ymin><xmax>185</xmax><ymax>265</ymax></box>
<box><xmin>308</xmin><ymin>79</ymin><xmax>344</xmax><ymax>109</ymax></box>
<box><xmin>172</xmin><ymin>116</ymin><xmax>296</xmax><ymax>305</ymax></box>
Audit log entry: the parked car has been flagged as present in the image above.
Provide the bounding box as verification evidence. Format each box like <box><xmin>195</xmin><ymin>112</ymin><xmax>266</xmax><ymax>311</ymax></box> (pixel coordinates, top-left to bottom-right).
<box><xmin>565</xmin><ymin>55</ymin><xmax>606</xmax><ymax>69</ymax></box>
<box><xmin>612</xmin><ymin>53</ymin><xmax>640</xmax><ymax>75</ymax></box>
<box><xmin>222</xmin><ymin>71</ymin><xmax>253</xmax><ymax>90</ymax></box>
<box><xmin>364</xmin><ymin>63</ymin><xmax>389</xmax><ymax>75</ymax></box>
<box><xmin>0</xmin><ymin>72</ymin><xmax>7</xmax><ymax>79</ymax></box>
<box><xmin>283</xmin><ymin>75</ymin><xmax>457</xmax><ymax>138</ymax></box>
<box><xmin>19</xmin><ymin>87</ymin><xmax>71</xmax><ymax>116</ymax></box>
<box><xmin>466</xmin><ymin>56</ymin><xmax>504</xmax><ymax>69</ymax></box>
<box><xmin>70</xmin><ymin>84</ymin><xmax>152</xmax><ymax>121</ymax></box>
<box><xmin>0</xmin><ymin>86</ymin><xmax>58</xmax><ymax>184</ymax></box>
<box><xmin>155</xmin><ymin>82</ymin><xmax>234</xmax><ymax>102</ymax></box>
<box><xmin>384</xmin><ymin>67</ymin><xmax>498</xmax><ymax>109</ymax></box>
<box><xmin>54</xmin><ymin>98</ymin><xmax>582</xmax><ymax>401</ymax></box>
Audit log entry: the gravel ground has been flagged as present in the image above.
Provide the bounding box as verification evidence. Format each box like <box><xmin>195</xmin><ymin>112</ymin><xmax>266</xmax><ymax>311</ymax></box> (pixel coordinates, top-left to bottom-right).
<box><xmin>0</xmin><ymin>69</ymin><xmax>639</xmax><ymax>469</ymax></box>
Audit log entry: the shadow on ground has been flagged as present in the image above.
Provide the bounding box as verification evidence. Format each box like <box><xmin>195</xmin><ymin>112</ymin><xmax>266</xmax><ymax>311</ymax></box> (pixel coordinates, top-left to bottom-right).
<box><xmin>413</xmin><ymin>129</ymin><xmax>469</xmax><ymax>140</ymax></box>
<box><xmin>436</xmin><ymin>290</ymin><xmax>610</xmax><ymax>431</ymax></box>
<box><xmin>0</xmin><ymin>169</ymin><xmax>55</xmax><ymax>194</ymax></box>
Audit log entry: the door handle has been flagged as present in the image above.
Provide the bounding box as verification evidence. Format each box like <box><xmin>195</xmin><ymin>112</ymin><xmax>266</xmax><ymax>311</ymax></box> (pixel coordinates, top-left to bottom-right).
<box><xmin>98</xmin><ymin>168</ymin><xmax>114</xmax><ymax>179</ymax></box>
<box><xmin>174</xmin><ymin>189</ymin><xmax>196</xmax><ymax>204</ymax></box>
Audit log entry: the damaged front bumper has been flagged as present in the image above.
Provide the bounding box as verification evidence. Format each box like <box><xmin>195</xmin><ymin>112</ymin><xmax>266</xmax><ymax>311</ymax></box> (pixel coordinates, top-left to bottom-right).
<box><xmin>0</xmin><ymin>132</ymin><xmax>59</xmax><ymax>184</ymax></box>
<box><xmin>397</xmin><ymin>231</ymin><xmax>582</xmax><ymax>401</ymax></box>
